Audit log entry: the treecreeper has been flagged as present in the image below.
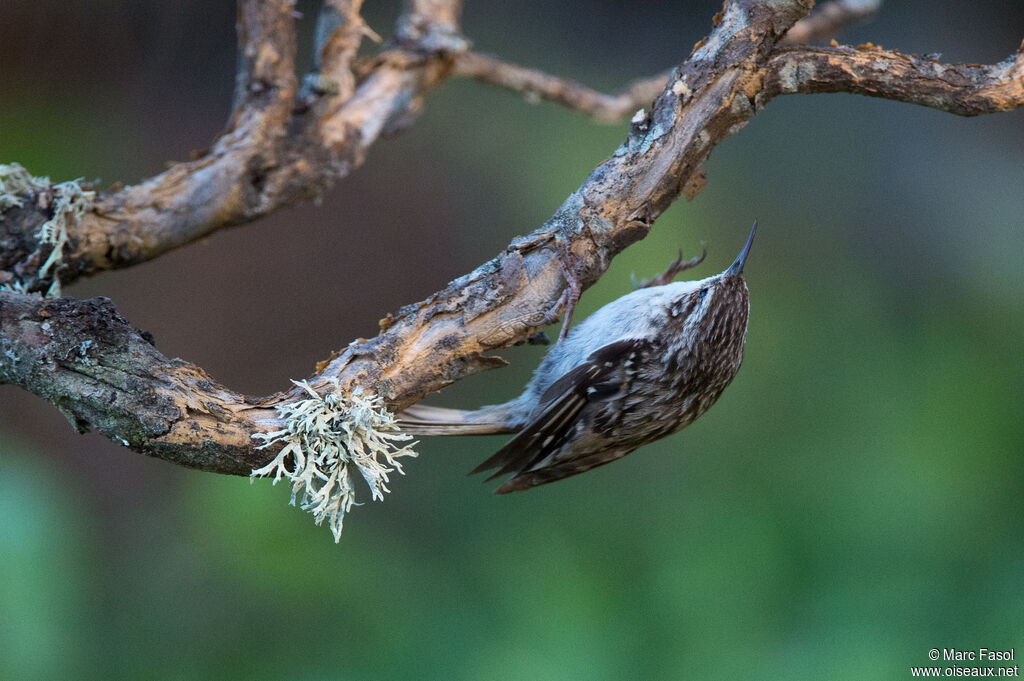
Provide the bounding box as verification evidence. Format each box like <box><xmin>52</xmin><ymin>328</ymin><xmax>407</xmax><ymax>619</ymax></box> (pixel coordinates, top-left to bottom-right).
<box><xmin>401</xmin><ymin>222</ymin><xmax>758</xmax><ymax>493</ymax></box>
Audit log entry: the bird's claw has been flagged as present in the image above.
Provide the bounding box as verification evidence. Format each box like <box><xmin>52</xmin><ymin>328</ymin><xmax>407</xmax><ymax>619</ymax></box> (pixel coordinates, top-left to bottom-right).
<box><xmin>634</xmin><ymin>244</ymin><xmax>707</xmax><ymax>289</ymax></box>
<box><xmin>524</xmin><ymin>236</ymin><xmax>583</xmax><ymax>343</ymax></box>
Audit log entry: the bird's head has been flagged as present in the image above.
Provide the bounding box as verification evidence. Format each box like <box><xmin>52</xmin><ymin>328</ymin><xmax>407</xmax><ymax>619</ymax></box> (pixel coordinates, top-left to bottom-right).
<box><xmin>667</xmin><ymin>221</ymin><xmax>756</xmax><ymax>362</ymax></box>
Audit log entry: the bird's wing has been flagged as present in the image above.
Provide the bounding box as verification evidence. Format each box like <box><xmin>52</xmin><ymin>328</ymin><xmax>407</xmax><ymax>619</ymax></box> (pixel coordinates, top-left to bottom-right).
<box><xmin>470</xmin><ymin>338</ymin><xmax>652</xmax><ymax>492</ymax></box>
<box><xmin>492</xmin><ymin>447</ymin><xmax>638</xmax><ymax>494</ymax></box>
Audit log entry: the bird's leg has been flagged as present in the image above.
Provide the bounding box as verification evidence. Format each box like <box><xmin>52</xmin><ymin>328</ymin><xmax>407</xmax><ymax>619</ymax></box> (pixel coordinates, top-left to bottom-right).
<box><xmin>524</xmin><ymin>236</ymin><xmax>582</xmax><ymax>343</ymax></box>
<box><xmin>634</xmin><ymin>244</ymin><xmax>707</xmax><ymax>289</ymax></box>
<box><xmin>554</xmin><ymin>236</ymin><xmax>583</xmax><ymax>342</ymax></box>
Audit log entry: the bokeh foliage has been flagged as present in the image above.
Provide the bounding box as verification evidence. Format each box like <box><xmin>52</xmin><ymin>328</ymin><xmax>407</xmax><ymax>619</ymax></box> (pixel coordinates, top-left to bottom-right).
<box><xmin>1</xmin><ymin>1</ymin><xmax>1022</xmax><ymax>679</ymax></box>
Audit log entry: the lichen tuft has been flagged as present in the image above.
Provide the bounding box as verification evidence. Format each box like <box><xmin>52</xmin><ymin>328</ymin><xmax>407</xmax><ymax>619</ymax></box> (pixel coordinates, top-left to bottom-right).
<box><xmin>0</xmin><ymin>162</ymin><xmax>95</xmax><ymax>297</ymax></box>
<box><xmin>250</xmin><ymin>379</ymin><xmax>418</xmax><ymax>542</ymax></box>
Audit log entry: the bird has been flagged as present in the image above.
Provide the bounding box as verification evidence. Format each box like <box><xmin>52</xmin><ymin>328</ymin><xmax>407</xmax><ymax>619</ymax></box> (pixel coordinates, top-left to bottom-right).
<box><xmin>400</xmin><ymin>221</ymin><xmax>757</xmax><ymax>494</ymax></box>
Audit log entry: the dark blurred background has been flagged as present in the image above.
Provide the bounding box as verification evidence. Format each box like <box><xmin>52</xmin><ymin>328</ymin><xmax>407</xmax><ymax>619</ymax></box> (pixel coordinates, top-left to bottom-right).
<box><xmin>2</xmin><ymin>1</ymin><xmax>1022</xmax><ymax>679</ymax></box>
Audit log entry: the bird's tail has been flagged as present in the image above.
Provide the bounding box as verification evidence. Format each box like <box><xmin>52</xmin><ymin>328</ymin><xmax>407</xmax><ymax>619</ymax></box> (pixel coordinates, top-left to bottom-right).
<box><xmin>397</xmin><ymin>403</ymin><xmax>518</xmax><ymax>436</ymax></box>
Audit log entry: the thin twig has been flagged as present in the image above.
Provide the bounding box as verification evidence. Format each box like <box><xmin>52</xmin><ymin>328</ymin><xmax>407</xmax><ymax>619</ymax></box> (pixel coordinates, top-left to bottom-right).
<box><xmin>451</xmin><ymin>51</ymin><xmax>671</xmax><ymax>122</ymax></box>
<box><xmin>781</xmin><ymin>0</ymin><xmax>881</xmax><ymax>45</ymax></box>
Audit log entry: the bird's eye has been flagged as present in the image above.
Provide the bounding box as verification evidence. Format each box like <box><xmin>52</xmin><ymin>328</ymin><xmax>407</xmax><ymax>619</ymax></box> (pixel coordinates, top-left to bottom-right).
<box><xmin>698</xmin><ymin>288</ymin><xmax>709</xmax><ymax>298</ymax></box>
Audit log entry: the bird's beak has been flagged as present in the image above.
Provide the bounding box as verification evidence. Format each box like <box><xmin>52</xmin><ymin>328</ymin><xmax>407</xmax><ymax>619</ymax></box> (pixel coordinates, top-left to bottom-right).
<box><xmin>725</xmin><ymin>220</ymin><xmax>757</xmax><ymax>276</ymax></box>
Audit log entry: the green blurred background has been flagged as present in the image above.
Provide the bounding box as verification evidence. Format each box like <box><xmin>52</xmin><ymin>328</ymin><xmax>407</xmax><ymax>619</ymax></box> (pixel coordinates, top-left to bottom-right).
<box><xmin>1</xmin><ymin>1</ymin><xmax>1022</xmax><ymax>679</ymax></box>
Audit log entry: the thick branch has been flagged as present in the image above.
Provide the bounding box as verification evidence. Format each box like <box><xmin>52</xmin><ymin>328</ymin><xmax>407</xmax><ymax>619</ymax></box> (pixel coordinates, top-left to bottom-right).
<box><xmin>0</xmin><ymin>0</ymin><xmax>463</xmax><ymax>292</ymax></box>
<box><xmin>81</xmin><ymin>0</ymin><xmax>300</xmax><ymax>277</ymax></box>
<box><xmin>764</xmin><ymin>43</ymin><xmax>1024</xmax><ymax>115</ymax></box>
<box><xmin>0</xmin><ymin>291</ymin><xmax>273</xmax><ymax>474</ymax></box>
<box><xmin>231</xmin><ymin>0</ymin><xmax>300</xmax><ymax>112</ymax></box>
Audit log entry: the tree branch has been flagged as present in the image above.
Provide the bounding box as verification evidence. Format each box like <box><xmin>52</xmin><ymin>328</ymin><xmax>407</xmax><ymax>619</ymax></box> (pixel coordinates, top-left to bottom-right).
<box><xmin>3</xmin><ymin>0</ymin><xmax>815</xmax><ymax>474</ymax></box>
<box><xmin>0</xmin><ymin>0</ymin><xmax>464</xmax><ymax>293</ymax></box>
<box><xmin>446</xmin><ymin>0</ymin><xmax>882</xmax><ymax>122</ymax></box>
<box><xmin>2</xmin><ymin>0</ymin><xmax>1022</xmax><ymax>481</ymax></box>
<box><xmin>0</xmin><ymin>291</ymin><xmax>272</xmax><ymax>474</ymax></box>
<box><xmin>765</xmin><ymin>42</ymin><xmax>1024</xmax><ymax>115</ymax></box>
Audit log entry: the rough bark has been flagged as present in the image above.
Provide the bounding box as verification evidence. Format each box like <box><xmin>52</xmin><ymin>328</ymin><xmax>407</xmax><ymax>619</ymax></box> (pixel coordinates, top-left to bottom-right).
<box><xmin>0</xmin><ymin>292</ymin><xmax>269</xmax><ymax>473</ymax></box>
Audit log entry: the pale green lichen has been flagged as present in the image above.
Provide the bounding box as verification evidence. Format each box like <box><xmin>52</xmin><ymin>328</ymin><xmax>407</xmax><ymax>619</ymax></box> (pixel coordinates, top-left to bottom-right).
<box><xmin>0</xmin><ymin>163</ymin><xmax>43</xmax><ymax>212</ymax></box>
<box><xmin>251</xmin><ymin>379</ymin><xmax>418</xmax><ymax>542</ymax></box>
<box><xmin>0</xmin><ymin>280</ymin><xmax>31</xmax><ymax>295</ymax></box>
<box><xmin>0</xmin><ymin>162</ymin><xmax>95</xmax><ymax>297</ymax></box>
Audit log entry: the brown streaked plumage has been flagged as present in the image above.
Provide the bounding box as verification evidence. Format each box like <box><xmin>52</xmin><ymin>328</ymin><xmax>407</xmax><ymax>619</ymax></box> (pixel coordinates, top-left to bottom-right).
<box><xmin>400</xmin><ymin>222</ymin><xmax>757</xmax><ymax>493</ymax></box>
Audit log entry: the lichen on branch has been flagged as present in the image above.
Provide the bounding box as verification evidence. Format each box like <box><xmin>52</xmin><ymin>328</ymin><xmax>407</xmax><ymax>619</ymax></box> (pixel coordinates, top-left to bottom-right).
<box><xmin>0</xmin><ymin>162</ymin><xmax>95</xmax><ymax>297</ymax></box>
<box><xmin>251</xmin><ymin>379</ymin><xmax>418</xmax><ymax>541</ymax></box>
